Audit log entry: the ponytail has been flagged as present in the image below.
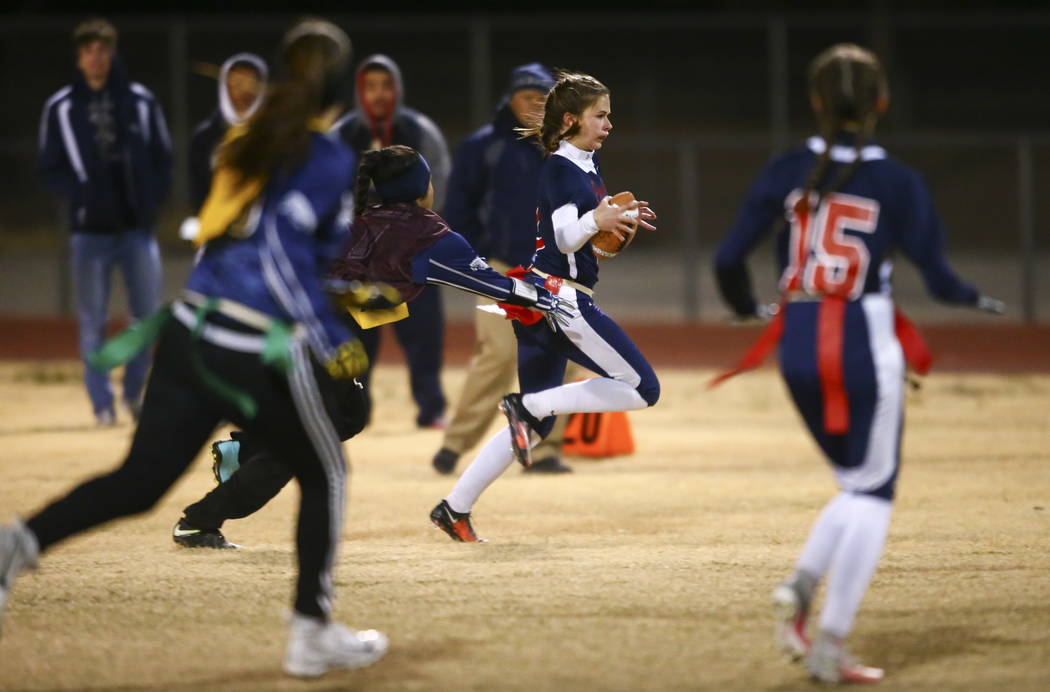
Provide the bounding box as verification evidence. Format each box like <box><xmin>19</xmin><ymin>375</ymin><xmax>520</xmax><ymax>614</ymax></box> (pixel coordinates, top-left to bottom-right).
<box><xmin>796</xmin><ymin>44</ymin><xmax>887</xmax><ymax>217</ymax></box>
<box><xmin>517</xmin><ymin>71</ymin><xmax>609</xmax><ymax>155</ymax></box>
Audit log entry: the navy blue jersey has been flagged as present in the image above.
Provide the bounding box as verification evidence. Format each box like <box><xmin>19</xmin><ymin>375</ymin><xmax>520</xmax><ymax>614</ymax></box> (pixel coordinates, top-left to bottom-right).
<box><xmin>531</xmin><ymin>141</ymin><xmax>607</xmax><ymax>289</ymax></box>
<box><xmin>715</xmin><ymin>136</ymin><xmax>978</xmax><ymax>315</ymax></box>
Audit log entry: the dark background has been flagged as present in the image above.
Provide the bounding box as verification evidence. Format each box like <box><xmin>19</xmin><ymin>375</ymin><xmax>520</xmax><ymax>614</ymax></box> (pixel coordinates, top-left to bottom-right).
<box><xmin>1</xmin><ymin>3</ymin><xmax>1047</xmax><ymax>256</ymax></box>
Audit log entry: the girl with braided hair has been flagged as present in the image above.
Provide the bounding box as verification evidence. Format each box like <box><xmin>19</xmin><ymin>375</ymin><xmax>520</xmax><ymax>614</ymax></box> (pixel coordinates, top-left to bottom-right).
<box><xmin>713</xmin><ymin>44</ymin><xmax>1003</xmax><ymax>684</ymax></box>
<box><xmin>168</xmin><ymin>143</ymin><xmax>573</xmax><ymax>555</ymax></box>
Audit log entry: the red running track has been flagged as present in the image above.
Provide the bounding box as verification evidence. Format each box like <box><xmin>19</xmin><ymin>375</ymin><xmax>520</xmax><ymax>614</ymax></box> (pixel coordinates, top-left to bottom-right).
<box><xmin>1</xmin><ymin>317</ymin><xmax>1047</xmax><ymax>373</ymax></box>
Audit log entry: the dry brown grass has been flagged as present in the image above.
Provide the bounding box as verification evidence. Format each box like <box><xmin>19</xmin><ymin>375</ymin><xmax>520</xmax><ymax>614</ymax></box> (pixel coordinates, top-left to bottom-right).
<box><xmin>0</xmin><ymin>362</ymin><xmax>1048</xmax><ymax>691</ymax></box>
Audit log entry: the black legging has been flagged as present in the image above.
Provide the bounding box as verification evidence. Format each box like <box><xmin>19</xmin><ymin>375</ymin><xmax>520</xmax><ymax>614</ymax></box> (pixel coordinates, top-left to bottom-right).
<box><xmin>182</xmin><ymin>376</ymin><xmax>367</xmax><ymax>532</ymax></box>
<box><xmin>26</xmin><ymin>317</ymin><xmax>348</xmax><ymax>619</ymax></box>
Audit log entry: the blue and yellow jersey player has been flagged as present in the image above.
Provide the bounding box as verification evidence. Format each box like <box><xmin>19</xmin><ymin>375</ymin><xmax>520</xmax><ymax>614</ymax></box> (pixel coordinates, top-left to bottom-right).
<box><xmin>713</xmin><ymin>44</ymin><xmax>1004</xmax><ymax>685</ymax></box>
<box><xmin>431</xmin><ymin>72</ymin><xmax>660</xmax><ymax>543</ymax></box>
<box><xmin>0</xmin><ymin>19</ymin><xmax>392</xmax><ymax>679</ymax></box>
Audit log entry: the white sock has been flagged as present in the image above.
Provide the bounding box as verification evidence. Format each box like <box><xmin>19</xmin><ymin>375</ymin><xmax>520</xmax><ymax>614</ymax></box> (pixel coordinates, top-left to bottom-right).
<box><xmin>445</xmin><ymin>427</ymin><xmax>516</xmax><ymax>514</ymax></box>
<box><xmin>522</xmin><ymin>378</ymin><xmax>647</xmax><ymax>419</ymax></box>
<box><xmin>795</xmin><ymin>492</ymin><xmax>852</xmax><ymax>579</ymax></box>
<box><xmin>818</xmin><ymin>494</ymin><xmax>893</xmax><ymax>638</ymax></box>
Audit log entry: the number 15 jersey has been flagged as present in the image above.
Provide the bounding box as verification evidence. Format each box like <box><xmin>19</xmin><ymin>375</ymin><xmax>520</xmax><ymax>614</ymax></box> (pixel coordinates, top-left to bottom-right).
<box><xmin>715</xmin><ymin>135</ymin><xmax>978</xmax><ymax>314</ymax></box>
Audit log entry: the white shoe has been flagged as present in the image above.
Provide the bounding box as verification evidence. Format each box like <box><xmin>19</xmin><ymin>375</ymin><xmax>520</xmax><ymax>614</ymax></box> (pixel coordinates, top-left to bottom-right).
<box><xmin>0</xmin><ymin>520</ymin><xmax>40</xmax><ymax>636</ymax></box>
<box><xmin>806</xmin><ymin>632</ymin><xmax>884</xmax><ymax>685</ymax></box>
<box><xmin>772</xmin><ymin>582</ymin><xmax>811</xmax><ymax>661</ymax></box>
<box><xmin>283</xmin><ymin>612</ymin><xmax>389</xmax><ymax>678</ymax></box>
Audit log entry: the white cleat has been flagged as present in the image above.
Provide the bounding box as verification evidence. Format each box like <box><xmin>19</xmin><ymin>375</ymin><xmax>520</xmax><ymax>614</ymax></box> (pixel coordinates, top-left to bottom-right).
<box><xmin>772</xmin><ymin>582</ymin><xmax>811</xmax><ymax>661</ymax></box>
<box><xmin>0</xmin><ymin>520</ymin><xmax>40</xmax><ymax>637</ymax></box>
<box><xmin>283</xmin><ymin>612</ymin><xmax>389</xmax><ymax>678</ymax></box>
<box><xmin>806</xmin><ymin>632</ymin><xmax>884</xmax><ymax>685</ymax></box>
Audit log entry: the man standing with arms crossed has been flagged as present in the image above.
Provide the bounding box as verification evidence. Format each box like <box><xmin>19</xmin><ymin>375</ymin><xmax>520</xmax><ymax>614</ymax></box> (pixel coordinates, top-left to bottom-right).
<box><xmin>38</xmin><ymin>18</ymin><xmax>172</xmax><ymax>425</ymax></box>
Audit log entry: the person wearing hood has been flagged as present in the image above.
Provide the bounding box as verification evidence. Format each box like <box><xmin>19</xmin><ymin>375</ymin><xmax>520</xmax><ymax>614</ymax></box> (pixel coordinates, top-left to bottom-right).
<box><xmin>187</xmin><ymin>53</ymin><xmax>267</xmax><ymax>211</ymax></box>
<box><xmin>330</xmin><ymin>54</ymin><xmax>451</xmax><ymax>429</ymax></box>
<box><xmin>37</xmin><ymin>17</ymin><xmax>172</xmax><ymax>426</ymax></box>
<box><xmin>431</xmin><ymin>63</ymin><xmax>579</xmax><ymax>475</ymax></box>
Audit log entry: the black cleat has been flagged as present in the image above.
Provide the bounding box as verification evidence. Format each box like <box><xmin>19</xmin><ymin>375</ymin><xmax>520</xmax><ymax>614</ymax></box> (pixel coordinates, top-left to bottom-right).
<box><xmin>499</xmin><ymin>394</ymin><xmax>540</xmax><ymax>468</ymax></box>
<box><xmin>172</xmin><ymin>519</ymin><xmax>239</xmax><ymax>549</ymax></box>
<box><xmin>429</xmin><ymin>500</ymin><xmax>485</xmax><ymax>543</ymax></box>
<box><xmin>432</xmin><ymin>448</ymin><xmax>459</xmax><ymax>475</ymax></box>
<box><xmin>523</xmin><ymin>456</ymin><xmax>573</xmax><ymax>474</ymax></box>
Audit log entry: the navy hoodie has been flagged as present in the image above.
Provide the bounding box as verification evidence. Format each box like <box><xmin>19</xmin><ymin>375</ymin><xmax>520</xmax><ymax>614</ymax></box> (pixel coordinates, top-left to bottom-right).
<box><xmin>38</xmin><ymin>54</ymin><xmax>173</xmax><ymax>233</ymax></box>
<box><xmin>442</xmin><ymin>63</ymin><xmax>553</xmax><ymax>266</ymax></box>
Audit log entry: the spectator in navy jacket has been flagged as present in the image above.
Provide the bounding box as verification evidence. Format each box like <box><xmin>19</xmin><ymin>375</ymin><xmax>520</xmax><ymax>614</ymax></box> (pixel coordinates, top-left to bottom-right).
<box><xmin>431</xmin><ymin>63</ymin><xmax>580</xmax><ymax>475</ymax></box>
<box><xmin>331</xmin><ymin>54</ymin><xmax>451</xmax><ymax>428</ymax></box>
<box><xmin>37</xmin><ymin>18</ymin><xmax>172</xmax><ymax>425</ymax></box>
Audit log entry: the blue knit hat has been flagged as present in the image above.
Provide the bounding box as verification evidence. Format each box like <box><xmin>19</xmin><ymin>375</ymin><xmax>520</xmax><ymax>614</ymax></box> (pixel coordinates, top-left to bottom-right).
<box><xmin>508</xmin><ymin>62</ymin><xmax>554</xmax><ymax>96</ymax></box>
<box><xmin>374</xmin><ymin>152</ymin><xmax>431</xmax><ymax>204</ymax></box>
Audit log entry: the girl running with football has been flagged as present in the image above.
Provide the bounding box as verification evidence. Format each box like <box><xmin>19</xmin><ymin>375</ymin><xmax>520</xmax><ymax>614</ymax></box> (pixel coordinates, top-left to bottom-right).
<box><xmin>713</xmin><ymin>44</ymin><xmax>1003</xmax><ymax>684</ymax></box>
<box><xmin>430</xmin><ymin>71</ymin><xmax>659</xmax><ymax>543</ymax></box>
<box><xmin>169</xmin><ymin>143</ymin><xmax>575</xmax><ymax>547</ymax></box>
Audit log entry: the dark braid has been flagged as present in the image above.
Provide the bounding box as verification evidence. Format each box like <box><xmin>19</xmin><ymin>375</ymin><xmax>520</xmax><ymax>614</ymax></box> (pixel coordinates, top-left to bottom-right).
<box><xmin>353</xmin><ymin>145</ymin><xmax>423</xmax><ymax>217</ymax></box>
<box><xmin>796</xmin><ymin>44</ymin><xmax>888</xmax><ymax>217</ymax></box>
<box><xmin>517</xmin><ymin>71</ymin><xmax>609</xmax><ymax>155</ymax></box>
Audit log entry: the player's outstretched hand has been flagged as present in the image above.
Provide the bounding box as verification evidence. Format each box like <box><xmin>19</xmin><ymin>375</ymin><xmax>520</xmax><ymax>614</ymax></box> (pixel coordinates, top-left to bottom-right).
<box><xmin>331</xmin><ymin>280</ymin><xmax>403</xmax><ymax>312</ymax></box>
<box><xmin>976</xmin><ymin>295</ymin><xmax>1006</xmax><ymax>315</ymax></box>
<box><xmin>729</xmin><ymin>302</ymin><xmax>779</xmax><ymax>325</ymax></box>
<box><xmin>535</xmin><ymin>288</ymin><xmax>577</xmax><ymax>329</ymax></box>
<box><xmin>324</xmin><ymin>339</ymin><xmax>369</xmax><ymax>379</ymax></box>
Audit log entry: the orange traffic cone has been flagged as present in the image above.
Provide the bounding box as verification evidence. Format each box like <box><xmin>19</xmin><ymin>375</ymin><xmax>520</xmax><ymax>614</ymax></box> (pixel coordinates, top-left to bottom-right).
<box><xmin>562</xmin><ymin>410</ymin><xmax>635</xmax><ymax>458</ymax></box>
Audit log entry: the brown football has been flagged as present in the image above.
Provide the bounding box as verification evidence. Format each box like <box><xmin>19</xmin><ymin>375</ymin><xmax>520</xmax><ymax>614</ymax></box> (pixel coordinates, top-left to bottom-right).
<box><xmin>592</xmin><ymin>191</ymin><xmax>638</xmax><ymax>260</ymax></box>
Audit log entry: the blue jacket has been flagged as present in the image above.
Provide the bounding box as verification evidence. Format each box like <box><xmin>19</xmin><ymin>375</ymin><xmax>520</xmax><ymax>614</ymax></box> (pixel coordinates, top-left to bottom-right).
<box><xmin>186</xmin><ymin>134</ymin><xmax>355</xmax><ymax>364</ymax></box>
<box><xmin>443</xmin><ymin>104</ymin><xmax>546</xmax><ymax>266</ymax></box>
<box><xmin>37</xmin><ymin>55</ymin><xmax>173</xmax><ymax>233</ymax></box>
<box><xmin>714</xmin><ymin>134</ymin><xmax>979</xmax><ymax>315</ymax></box>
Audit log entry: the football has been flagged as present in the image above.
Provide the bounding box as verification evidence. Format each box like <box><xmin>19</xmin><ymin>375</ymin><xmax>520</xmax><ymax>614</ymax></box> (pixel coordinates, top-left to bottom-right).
<box><xmin>592</xmin><ymin>191</ymin><xmax>639</xmax><ymax>260</ymax></box>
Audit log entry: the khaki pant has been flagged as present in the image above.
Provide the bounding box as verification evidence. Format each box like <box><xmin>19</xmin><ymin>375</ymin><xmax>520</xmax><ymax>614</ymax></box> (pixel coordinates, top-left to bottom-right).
<box><xmin>442</xmin><ymin>261</ymin><xmax>583</xmax><ymax>460</ymax></box>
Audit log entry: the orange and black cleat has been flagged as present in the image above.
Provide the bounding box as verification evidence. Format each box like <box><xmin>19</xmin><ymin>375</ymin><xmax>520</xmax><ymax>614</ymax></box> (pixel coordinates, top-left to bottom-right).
<box><xmin>499</xmin><ymin>393</ymin><xmax>539</xmax><ymax>468</ymax></box>
<box><xmin>430</xmin><ymin>500</ymin><xmax>486</xmax><ymax>543</ymax></box>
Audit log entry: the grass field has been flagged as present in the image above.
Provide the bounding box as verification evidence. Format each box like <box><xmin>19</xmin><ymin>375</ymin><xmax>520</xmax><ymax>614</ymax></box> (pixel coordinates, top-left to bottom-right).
<box><xmin>0</xmin><ymin>362</ymin><xmax>1048</xmax><ymax>691</ymax></box>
